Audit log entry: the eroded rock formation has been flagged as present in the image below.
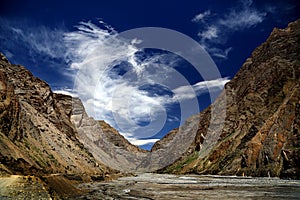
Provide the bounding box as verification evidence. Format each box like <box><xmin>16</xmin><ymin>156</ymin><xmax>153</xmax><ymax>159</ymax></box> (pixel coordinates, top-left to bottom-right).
<box><xmin>0</xmin><ymin>54</ymin><xmax>111</xmax><ymax>180</ymax></box>
<box><xmin>157</xmin><ymin>19</ymin><xmax>300</xmax><ymax>179</ymax></box>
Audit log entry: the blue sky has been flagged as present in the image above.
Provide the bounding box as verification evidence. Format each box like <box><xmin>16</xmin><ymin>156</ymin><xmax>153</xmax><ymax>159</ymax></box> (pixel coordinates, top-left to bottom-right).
<box><xmin>0</xmin><ymin>0</ymin><xmax>299</xmax><ymax>149</ymax></box>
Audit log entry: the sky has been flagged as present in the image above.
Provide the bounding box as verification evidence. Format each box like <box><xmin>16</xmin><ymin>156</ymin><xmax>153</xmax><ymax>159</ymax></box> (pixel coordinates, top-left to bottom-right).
<box><xmin>0</xmin><ymin>0</ymin><xmax>299</xmax><ymax>149</ymax></box>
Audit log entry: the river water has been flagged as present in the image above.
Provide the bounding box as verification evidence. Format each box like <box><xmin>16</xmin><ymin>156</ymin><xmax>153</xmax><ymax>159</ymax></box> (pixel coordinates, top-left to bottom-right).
<box><xmin>72</xmin><ymin>173</ymin><xmax>300</xmax><ymax>199</ymax></box>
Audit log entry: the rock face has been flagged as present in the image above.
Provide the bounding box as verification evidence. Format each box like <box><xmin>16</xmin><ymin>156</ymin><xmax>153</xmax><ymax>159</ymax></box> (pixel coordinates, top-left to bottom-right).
<box><xmin>158</xmin><ymin>20</ymin><xmax>300</xmax><ymax>178</ymax></box>
<box><xmin>98</xmin><ymin>120</ymin><xmax>145</xmax><ymax>153</ymax></box>
<box><xmin>70</xmin><ymin>97</ymin><xmax>149</xmax><ymax>172</ymax></box>
<box><xmin>71</xmin><ymin>95</ymin><xmax>200</xmax><ymax>172</ymax></box>
<box><xmin>0</xmin><ymin>54</ymin><xmax>110</xmax><ymax>179</ymax></box>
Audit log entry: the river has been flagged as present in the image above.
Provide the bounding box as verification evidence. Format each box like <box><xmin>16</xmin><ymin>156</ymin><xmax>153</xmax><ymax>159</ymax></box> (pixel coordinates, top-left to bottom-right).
<box><xmin>72</xmin><ymin>173</ymin><xmax>300</xmax><ymax>199</ymax></box>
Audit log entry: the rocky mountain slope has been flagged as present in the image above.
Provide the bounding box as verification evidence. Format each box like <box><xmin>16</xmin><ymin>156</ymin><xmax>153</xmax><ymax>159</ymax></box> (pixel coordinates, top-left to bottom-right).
<box><xmin>157</xmin><ymin>19</ymin><xmax>300</xmax><ymax>179</ymax></box>
<box><xmin>71</xmin><ymin>96</ymin><xmax>199</xmax><ymax>172</ymax></box>
<box><xmin>0</xmin><ymin>53</ymin><xmax>113</xmax><ymax>180</ymax></box>
<box><xmin>71</xmin><ymin>86</ymin><xmax>210</xmax><ymax>173</ymax></box>
<box><xmin>71</xmin><ymin>98</ymin><xmax>148</xmax><ymax>172</ymax></box>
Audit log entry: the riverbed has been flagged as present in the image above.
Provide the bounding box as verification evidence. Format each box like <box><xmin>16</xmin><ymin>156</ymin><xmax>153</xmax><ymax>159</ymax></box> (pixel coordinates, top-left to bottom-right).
<box><xmin>72</xmin><ymin>173</ymin><xmax>300</xmax><ymax>199</ymax></box>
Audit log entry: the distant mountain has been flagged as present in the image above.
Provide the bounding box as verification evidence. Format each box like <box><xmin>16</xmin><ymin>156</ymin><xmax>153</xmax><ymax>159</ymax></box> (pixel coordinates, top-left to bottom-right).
<box><xmin>157</xmin><ymin>19</ymin><xmax>300</xmax><ymax>179</ymax></box>
<box><xmin>71</xmin><ymin>97</ymin><xmax>148</xmax><ymax>172</ymax></box>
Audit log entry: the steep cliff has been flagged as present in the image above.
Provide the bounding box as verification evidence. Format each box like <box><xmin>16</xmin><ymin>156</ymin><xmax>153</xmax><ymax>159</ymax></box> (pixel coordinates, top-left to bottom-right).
<box><xmin>158</xmin><ymin>19</ymin><xmax>300</xmax><ymax>178</ymax></box>
<box><xmin>0</xmin><ymin>53</ymin><xmax>111</xmax><ymax>179</ymax></box>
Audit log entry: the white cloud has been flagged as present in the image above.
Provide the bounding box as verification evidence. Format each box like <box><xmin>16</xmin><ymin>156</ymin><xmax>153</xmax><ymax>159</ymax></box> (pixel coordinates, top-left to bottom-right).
<box><xmin>0</xmin><ymin>19</ymin><xmax>66</xmax><ymax>60</ymax></box>
<box><xmin>0</xmin><ymin>17</ymin><xmax>70</xmax><ymax>84</ymax></box>
<box><xmin>194</xmin><ymin>77</ymin><xmax>229</xmax><ymax>91</ymax></box>
<box><xmin>53</xmin><ymin>88</ymin><xmax>78</xmax><ymax>97</ymax></box>
<box><xmin>172</xmin><ymin>77</ymin><xmax>230</xmax><ymax>101</ymax></box>
<box><xmin>192</xmin><ymin>10</ymin><xmax>211</xmax><ymax>23</ymax></box>
<box><xmin>198</xmin><ymin>26</ymin><xmax>218</xmax><ymax>40</ymax></box>
<box><xmin>210</xmin><ymin>47</ymin><xmax>232</xmax><ymax>59</ymax></box>
<box><xmin>219</xmin><ymin>9</ymin><xmax>266</xmax><ymax>30</ymax></box>
<box><xmin>64</xmin><ymin>21</ymin><xmax>171</xmax><ymax>138</ymax></box>
<box><xmin>193</xmin><ymin>0</ymin><xmax>267</xmax><ymax>59</ymax></box>
<box><xmin>127</xmin><ymin>138</ymin><xmax>160</xmax><ymax>146</ymax></box>
<box><xmin>2</xmin><ymin>50</ymin><xmax>14</xmax><ymax>59</ymax></box>
<box><xmin>63</xmin><ymin>21</ymin><xmax>230</xmax><ymax>141</ymax></box>
<box><xmin>26</xmin><ymin>27</ymin><xmax>66</xmax><ymax>59</ymax></box>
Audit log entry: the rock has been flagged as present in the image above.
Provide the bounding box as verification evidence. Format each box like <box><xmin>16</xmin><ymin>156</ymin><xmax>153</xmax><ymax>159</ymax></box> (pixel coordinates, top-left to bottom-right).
<box><xmin>158</xmin><ymin>19</ymin><xmax>300</xmax><ymax>179</ymax></box>
<box><xmin>98</xmin><ymin>120</ymin><xmax>145</xmax><ymax>153</ymax></box>
<box><xmin>70</xmin><ymin>98</ymin><xmax>150</xmax><ymax>172</ymax></box>
<box><xmin>0</xmin><ymin>56</ymin><xmax>111</xmax><ymax>179</ymax></box>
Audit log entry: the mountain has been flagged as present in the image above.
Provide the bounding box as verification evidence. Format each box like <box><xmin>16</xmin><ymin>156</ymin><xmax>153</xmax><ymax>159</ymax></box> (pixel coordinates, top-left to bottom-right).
<box><xmin>156</xmin><ymin>19</ymin><xmax>300</xmax><ymax>179</ymax></box>
<box><xmin>0</xmin><ymin>19</ymin><xmax>299</xmax><ymax>186</ymax></box>
<box><xmin>0</xmin><ymin>54</ymin><xmax>121</xmax><ymax>199</ymax></box>
<box><xmin>71</xmin><ymin>98</ymin><xmax>148</xmax><ymax>172</ymax></box>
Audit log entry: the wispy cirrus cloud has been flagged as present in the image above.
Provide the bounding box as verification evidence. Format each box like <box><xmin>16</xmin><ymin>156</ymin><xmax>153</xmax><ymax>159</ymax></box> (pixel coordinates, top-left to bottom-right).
<box><xmin>219</xmin><ymin>9</ymin><xmax>265</xmax><ymax>30</ymax></box>
<box><xmin>172</xmin><ymin>77</ymin><xmax>229</xmax><ymax>102</ymax></box>
<box><xmin>0</xmin><ymin>18</ymin><xmax>77</xmax><ymax>90</ymax></box>
<box><xmin>192</xmin><ymin>10</ymin><xmax>211</xmax><ymax>23</ymax></box>
<box><xmin>198</xmin><ymin>26</ymin><xmax>218</xmax><ymax>40</ymax></box>
<box><xmin>127</xmin><ymin>138</ymin><xmax>159</xmax><ymax>146</ymax></box>
<box><xmin>192</xmin><ymin>0</ymin><xmax>267</xmax><ymax>59</ymax></box>
<box><xmin>63</xmin><ymin>21</ymin><xmax>229</xmax><ymax>145</ymax></box>
<box><xmin>0</xmin><ymin>18</ymin><xmax>229</xmax><ymax>147</ymax></box>
<box><xmin>0</xmin><ymin>18</ymin><xmax>66</xmax><ymax>61</ymax></box>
